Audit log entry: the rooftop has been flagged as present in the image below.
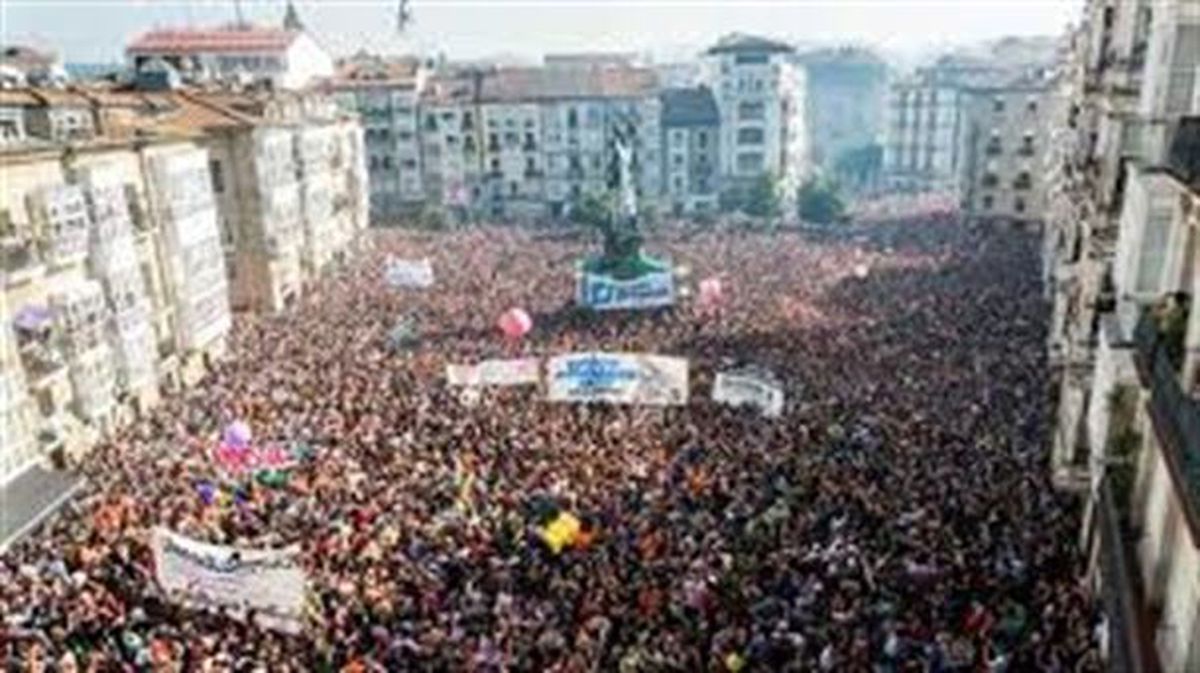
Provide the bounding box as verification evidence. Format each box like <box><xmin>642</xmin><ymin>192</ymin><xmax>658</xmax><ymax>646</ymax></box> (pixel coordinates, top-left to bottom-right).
<box><xmin>127</xmin><ymin>26</ymin><xmax>300</xmax><ymax>56</ymax></box>
<box><xmin>324</xmin><ymin>55</ymin><xmax>421</xmax><ymax>90</ymax></box>
<box><xmin>660</xmin><ymin>86</ymin><xmax>719</xmax><ymax>127</ymax></box>
<box><xmin>705</xmin><ymin>33</ymin><xmax>794</xmax><ymax>56</ymax></box>
<box><xmin>422</xmin><ymin>65</ymin><xmax>659</xmax><ymax>105</ymax></box>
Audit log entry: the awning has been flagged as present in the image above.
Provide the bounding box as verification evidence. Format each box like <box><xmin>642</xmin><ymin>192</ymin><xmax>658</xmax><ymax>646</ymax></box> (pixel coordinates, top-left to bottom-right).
<box><xmin>0</xmin><ymin>464</ymin><xmax>85</xmax><ymax>553</ymax></box>
<box><xmin>12</xmin><ymin>304</ymin><xmax>54</xmax><ymax>332</ymax></box>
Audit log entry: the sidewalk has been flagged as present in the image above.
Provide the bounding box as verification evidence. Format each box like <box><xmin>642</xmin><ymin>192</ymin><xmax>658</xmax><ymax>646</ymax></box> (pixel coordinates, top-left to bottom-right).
<box><xmin>0</xmin><ymin>464</ymin><xmax>85</xmax><ymax>553</ymax></box>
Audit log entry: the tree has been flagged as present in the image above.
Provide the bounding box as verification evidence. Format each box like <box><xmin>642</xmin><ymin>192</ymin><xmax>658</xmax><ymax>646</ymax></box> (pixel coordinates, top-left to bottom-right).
<box><xmin>833</xmin><ymin>144</ymin><xmax>883</xmax><ymax>189</ymax></box>
<box><xmin>743</xmin><ymin>174</ymin><xmax>780</xmax><ymax>218</ymax></box>
<box><xmin>797</xmin><ymin>179</ymin><xmax>846</xmax><ymax>224</ymax></box>
<box><xmin>569</xmin><ymin>193</ymin><xmax>610</xmax><ymax>229</ymax></box>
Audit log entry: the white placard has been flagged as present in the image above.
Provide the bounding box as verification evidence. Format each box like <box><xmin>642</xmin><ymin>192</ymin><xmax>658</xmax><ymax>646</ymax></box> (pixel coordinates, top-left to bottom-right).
<box><xmin>385</xmin><ymin>257</ymin><xmax>434</xmax><ymax>288</ymax></box>
<box><xmin>547</xmin><ymin>352</ymin><xmax>688</xmax><ymax>406</ymax></box>
<box><xmin>713</xmin><ymin>371</ymin><xmax>785</xmax><ymax>418</ymax></box>
<box><xmin>151</xmin><ymin>528</ymin><xmax>307</xmax><ymax>634</ymax></box>
<box><xmin>446</xmin><ymin>358</ymin><xmax>540</xmax><ymax>387</ymax></box>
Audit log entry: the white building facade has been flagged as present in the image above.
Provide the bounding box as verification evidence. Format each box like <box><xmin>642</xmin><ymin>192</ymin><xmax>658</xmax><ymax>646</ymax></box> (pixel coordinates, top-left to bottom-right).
<box><xmin>703</xmin><ymin>34</ymin><xmax>809</xmax><ymax>205</ymax></box>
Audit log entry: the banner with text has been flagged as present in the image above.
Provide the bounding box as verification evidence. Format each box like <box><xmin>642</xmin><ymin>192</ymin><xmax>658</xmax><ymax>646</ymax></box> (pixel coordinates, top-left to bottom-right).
<box><xmin>548</xmin><ymin>352</ymin><xmax>688</xmax><ymax>406</ymax></box>
<box><xmin>151</xmin><ymin>528</ymin><xmax>306</xmax><ymax>633</ymax></box>
<box><xmin>712</xmin><ymin>371</ymin><xmax>785</xmax><ymax>418</ymax></box>
<box><xmin>577</xmin><ymin>272</ymin><xmax>675</xmax><ymax>310</ymax></box>
<box><xmin>446</xmin><ymin>358</ymin><xmax>541</xmax><ymax>387</ymax></box>
<box><xmin>385</xmin><ymin>257</ymin><xmax>434</xmax><ymax>289</ymax></box>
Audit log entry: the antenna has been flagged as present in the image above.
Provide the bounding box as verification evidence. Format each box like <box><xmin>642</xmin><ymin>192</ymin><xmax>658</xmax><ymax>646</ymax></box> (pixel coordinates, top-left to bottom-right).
<box><xmin>233</xmin><ymin>0</ymin><xmax>246</xmax><ymax>27</ymax></box>
<box><xmin>397</xmin><ymin>0</ymin><xmax>413</xmax><ymax>34</ymax></box>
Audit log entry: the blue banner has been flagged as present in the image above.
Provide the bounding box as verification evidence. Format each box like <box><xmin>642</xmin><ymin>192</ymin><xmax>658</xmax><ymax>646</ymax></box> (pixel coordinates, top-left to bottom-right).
<box><xmin>577</xmin><ymin>271</ymin><xmax>675</xmax><ymax>310</ymax></box>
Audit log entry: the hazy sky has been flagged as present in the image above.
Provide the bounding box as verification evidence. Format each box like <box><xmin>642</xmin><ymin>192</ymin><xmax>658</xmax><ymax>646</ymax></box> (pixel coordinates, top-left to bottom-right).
<box><xmin>3</xmin><ymin>0</ymin><xmax>1081</xmax><ymax>66</ymax></box>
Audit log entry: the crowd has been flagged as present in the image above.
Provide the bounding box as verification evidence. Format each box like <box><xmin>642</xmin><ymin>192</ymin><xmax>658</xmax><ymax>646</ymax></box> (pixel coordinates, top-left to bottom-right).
<box><xmin>1</xmin><ymin>216</ymin><xmax>1104</xmax><ymax>671</ymax></box>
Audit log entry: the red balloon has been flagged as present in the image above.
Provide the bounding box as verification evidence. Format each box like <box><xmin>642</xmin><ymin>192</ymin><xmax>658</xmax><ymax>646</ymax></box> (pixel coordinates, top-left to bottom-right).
<box><xmin>498</xmin><ymin>308</ymin><xmax>533</xmax><ymax>339</ymax></box>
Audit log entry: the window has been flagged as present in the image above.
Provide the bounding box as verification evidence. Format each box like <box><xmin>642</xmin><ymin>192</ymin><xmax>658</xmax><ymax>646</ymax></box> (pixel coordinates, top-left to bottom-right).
<box><xmin>673</xmin><ymin>176</ymin><xmax>683</xmax><ymax>191</ymax></box>
<box><xmin>525</xmin><ymin>157</ymin><xmax>537</xmax><ymax>174</ymax></box>
<box><xmin>981</xmin><ymin>195</ymin><xmax>994</xmax><ymax>210</ymax></box>
<box><xmin>672</xmin><ymin>130</ymin><xmax>685</xmax><ymax>146</ymax></box>
<box><xmin>697</xmin><ymin>131</ymin><xmax>708</xmax><ymax>148</ymax></box>
<box><xmin>1013</xmin><ymin>171</ymin><xmax>1032</xmax><ymax>190</ymax></box>
<box><xmin>992</xmin><ymin>98</ymin><xmax>1005</xmax><ymax>113</ymax></box>
<box><xmin>524</xmin><ymin>132</ymin><xmax>536</xmax><ymax>149</ymax></box>
<box><xmin>382</xmin><ymin>156</ymin><xmax>393</xmax><ymax>170</ymax></box>
<box><xmin>1019</xmin><ymin>134</ymin><xmax>1035</xmax><ymax>156</ymax></box>
<box><xmin>737</xmin><ymin>128</ymin><xmax>764</xmax><ymax>145</ymax></box>
<box><xmin>673</xmin><ymin>153</ymin><xmax>684</xmax><ymax>167</ymax></box>
<box><xmin>567</xmin><ymin>107</ymin><xmax>579</xmax><ymax>129</ymax></box>
<box><xmin>510</xmin><ymin>182</ymin><xmax>518</xmax><ymax>196</ymax></box>
<box><xmin>1026</xmin><ymin>98</ymin><xmax>1038</xmax><ymax>113</ymax></box>
<box><xmin>488</xmin><ymin>133</ymin><xmax>500</xmax><ymax>151</ymax></box>
<box><xmin>490</xmin><ymin>158</ymin><xmax>500</xmax><ymax>173</ymax></box>
<box><xmin>736</xmin><ymin>152</ymin><xmax>763</xmax><ymax>173</ymax></box>
<box><xmin>209</xmin><ymin>159</ymin><xmax>225</xmax><ymax>194</ymax></box>
<box><xmin>737</xmin><ymin>101</ymin><xmax>765</xmax><ymax>121</ymax></box>
<box><xmin>735</xmin><ymin>52</ymin><xmax>769</xmax><ymax>65</ymax></box>
<box><xmin>981</xmin><ymin>172</ymin><xmax>999</xmax><ymax>188</ymax></box>
<box><xmin>462</xmin><ymin>111</ymin><xmax>474</xmax><ymax>130</ymax></box>
<box><xmin>1014</xmin><ymin>197</ymin><xmax>1026</xmax><ymax>213</ymax></box>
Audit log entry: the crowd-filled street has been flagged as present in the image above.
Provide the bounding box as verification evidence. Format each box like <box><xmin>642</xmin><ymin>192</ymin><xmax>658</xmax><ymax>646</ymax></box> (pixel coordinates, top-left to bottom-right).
<box><xmin>2</xmin><ymin>219</ymin><xmax>1102</xmax><ymax>671</ymax></box>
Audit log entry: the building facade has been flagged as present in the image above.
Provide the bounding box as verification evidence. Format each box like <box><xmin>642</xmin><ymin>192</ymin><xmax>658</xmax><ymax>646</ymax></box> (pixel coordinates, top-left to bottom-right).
<box><xmin>419</xmin><ymin>65</ymin><xmax>662</xmax><ymax>221</ymax></box>
<box><xmin>1043</xmin><ymin>1</ymin><xmax>1200</xmax><ymax>671</ymax></box>
<box><xmin>323</xmin><ymin>55</ymin><xmax>425</xmax><ymax>220</ymax></box>
<box><xmin>703</xmin><ymin>34</ymin><xmax>809</xmax><ymax>205</ymax></box>
<box><xmin>797</xmin><ymin>47</ymin><xmax>888</xmax><ymax>182</ymax></box>
<box><xmin>125</xmin><ymin>20</ymin><xmax>333</xmax><ymax>90</ymax></box>
<box><xmin>881</xmin><ymin>72</ymin><xmax>966</xmax><ymax>194</ymax></box>
<box><xmin>660</xmin><ymin>86</ymin><xmax>720</xmax><ymax>215</ymax></box>
<box><xmin>958</xmin><ymin>79</ymin><xmax>1057</xmax><ymax>224</ymax></box>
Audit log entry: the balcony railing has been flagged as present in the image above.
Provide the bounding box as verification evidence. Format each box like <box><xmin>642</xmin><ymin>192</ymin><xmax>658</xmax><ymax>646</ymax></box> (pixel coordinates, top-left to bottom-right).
<box><xmin>1096</xmin><ymin>475</ymin><xmax>1162</xmax><ymax>673</ymax></box>
<box><xmin>1135</xmin><ymin>310</ymin><xmax>1200</xmax><ymax>540</ymax></box>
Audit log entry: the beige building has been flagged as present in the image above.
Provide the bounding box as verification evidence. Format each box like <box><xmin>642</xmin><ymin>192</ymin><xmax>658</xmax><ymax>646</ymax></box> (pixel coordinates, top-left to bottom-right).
<box><xmin>1043</xmin><ymin>1</ymin><xmax>1200</xmax><ymax>671</ymax></box>
<box><xmin>958</xmin><ymin>77</ymin><xmax>1058</xmax><ymax>225</ymax></box>
<box><xmin>0</xmin><ymin>83</ymin><xmax>368</xmax><ymax>490</ymax></box>
<box><xmin>1</xmin><ymin>134</ymin><xmax>229</xmax><ymax>483</ymax></box>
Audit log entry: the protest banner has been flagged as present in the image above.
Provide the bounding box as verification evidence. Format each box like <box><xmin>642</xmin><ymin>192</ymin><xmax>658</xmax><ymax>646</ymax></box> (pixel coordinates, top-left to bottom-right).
<box><xmin>713</xmin><ymin>370</ymin><xmax>785</xmax><ymax>418</ymax></box>
<box><xmin>446</xmin><ymin>358</ymin><xmax>540</xmax><ymax>387</ymax></box>
<box><xmin>213</xmin><ymin>442</ymin><xmax>300</xmax><ymax>475</ymax></box>
<box><xmin>576</xmin><ymin>271</ymin><xmax>675</xmax><ymax>310</ymax></box>
<box><xmin>384</xmin><ymin>257</ymin><xmax>434</xmax><ymax>289</ymax></box>
<box><xmin>151</xmin><ymin>528</ymin><xmax>306</xmax><ymax>633</ymax></box>
<box><xmin>547</xmin><ymin>352</ymin><xmax>688</xmax><ymax>406</ymax></box>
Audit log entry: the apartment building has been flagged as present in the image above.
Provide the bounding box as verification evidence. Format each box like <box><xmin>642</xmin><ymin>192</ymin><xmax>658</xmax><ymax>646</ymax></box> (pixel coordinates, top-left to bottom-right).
<box><xmin>1043</xmin><ymin>1</ymin><xmax>1200</xmax><ymax>671</ymax></box>
<box><xmin>958</xmin><ymin>75</ymin><xmax>1058</xmax><ymax>225</ymax></box>
<box><xmin>1</xmin><ymin>134</ymin><xmax>229</xmax><ymax>484</ymax></box>
<box><xmin>796</xmin><ymin>47</ymin><xmax>888</xmax><ymax>180</ymax></box>
<box><xmin>322</xmin><ymin>55</ymin><xmax>425</xmax><ymax>219</ymax></box>
<box><xmin>0</xmin><ymin>81</ymin><xmax>367</xmax><ymax>493</ymax></box>
<box><xmin>419</xmin><ymin>65</ymin><xmax>661</xmax><ymax>220</ymax></box>
<box><xmin>881</xmin><ymin>69</ymin><xmax>966</xmax><ymax>194</ymax></box>
<box><xmin>661</xmin><ymin>86</ymin><xmax>720</xmax><ymax>215</ymax></box>
<box><xmin>703</xmin><ymin>34</ymin><xmax>809</xmax><ymax>204</ymax></box>
<box><xmin>124</xmin><ymin>4</ymin><xmax>333</xmax><ymax>90</ymax></box>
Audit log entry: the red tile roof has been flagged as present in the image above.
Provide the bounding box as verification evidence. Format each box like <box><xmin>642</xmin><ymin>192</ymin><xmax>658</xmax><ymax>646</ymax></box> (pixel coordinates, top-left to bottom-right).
<box><xmin>126</xmin><ymin>27</ymin><xmax>298</xmax><ymax>55</ymax></box>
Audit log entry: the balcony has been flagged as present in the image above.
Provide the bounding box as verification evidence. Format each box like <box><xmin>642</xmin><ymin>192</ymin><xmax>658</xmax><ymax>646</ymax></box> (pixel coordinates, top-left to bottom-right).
<box><xmin>1095</xmin><ymin>475</ymin><xmax>1163</xmax><ymax>673</ymax></box>
<box><xmin>2</xmin><ymin>237</ymin><xmax>45</xmax><ymax>286</ymax></box>
<box><xmin>1134</xmin><ymin>309</ymin><xmax>1200</xmax><ymax>540</ymax></box>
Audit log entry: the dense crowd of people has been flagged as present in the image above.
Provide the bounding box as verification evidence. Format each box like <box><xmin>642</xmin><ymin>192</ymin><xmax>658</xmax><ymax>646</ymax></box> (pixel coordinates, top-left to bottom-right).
<box><xmin>2</xmin><ymin>217</ymin><xmax>1104</xmax><ymax>671</ymax></box>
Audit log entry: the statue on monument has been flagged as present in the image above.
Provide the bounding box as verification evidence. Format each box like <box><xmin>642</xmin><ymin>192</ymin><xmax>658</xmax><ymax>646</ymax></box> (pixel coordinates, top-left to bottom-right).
<box><xmin>601</xmin><ymin>121</ymin><xmax>643</xmax><ymax>261</ymax></box>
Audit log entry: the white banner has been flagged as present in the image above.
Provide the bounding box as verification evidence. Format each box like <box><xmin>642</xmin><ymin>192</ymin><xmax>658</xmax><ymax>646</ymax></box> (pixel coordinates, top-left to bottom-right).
<box><xmin>385</xmin><ymin>257</ymin><xmax>434</xmax><ymax>288</ymax></box>
<box><xmin>446</xmin><ymin>358</ymin><xmax>540</xmax><ymax>387</ymax></box>
<box><xmin>548</xmin><ymin>352</ymin><xmax>688</xmax><ymax>406</ymax></box>
<box><xmin>713</xmin><ymin>371</ymin><xmax>785</xmax><ymax>418</ymax></box>
<box><xmin>577</xmin><ymin>271</ymin><xmax>675</xmax><ymax>310</ymax></box>
<box><xmin>151</xmin><ymin>528</ymin><xmax>306</xmax><ymax>634</ymax></box>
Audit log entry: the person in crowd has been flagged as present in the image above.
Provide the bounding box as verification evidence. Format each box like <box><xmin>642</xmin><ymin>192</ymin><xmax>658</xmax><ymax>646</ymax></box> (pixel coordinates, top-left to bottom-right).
<box><xmin>1</xmin><ymin>215</ymin><xmax>1101</xmax><ymax>671</ymax></box>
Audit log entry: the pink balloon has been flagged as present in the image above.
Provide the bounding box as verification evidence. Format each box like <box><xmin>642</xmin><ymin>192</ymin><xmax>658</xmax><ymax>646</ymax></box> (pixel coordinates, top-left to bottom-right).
<box><xmin>498</xmin><ymin>308</ymin><xmax>533</xmax><ymax>340</ymax></box>
<box><xmin>699</xmin><ymin>277</ymin><xmax>723</xmax><ymax>306</ymax></box>
<box><xmin>223</xmin><ymin>420</ymin><xmax>252</xmax><ymax>448</ymax></box>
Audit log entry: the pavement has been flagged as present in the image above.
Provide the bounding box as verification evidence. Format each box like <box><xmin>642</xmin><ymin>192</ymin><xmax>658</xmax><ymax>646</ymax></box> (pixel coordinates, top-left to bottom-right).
<box><xmin>0</xmin><ymin>464</ymin><xmax>85</xmax><ymax>553</ymax></box>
